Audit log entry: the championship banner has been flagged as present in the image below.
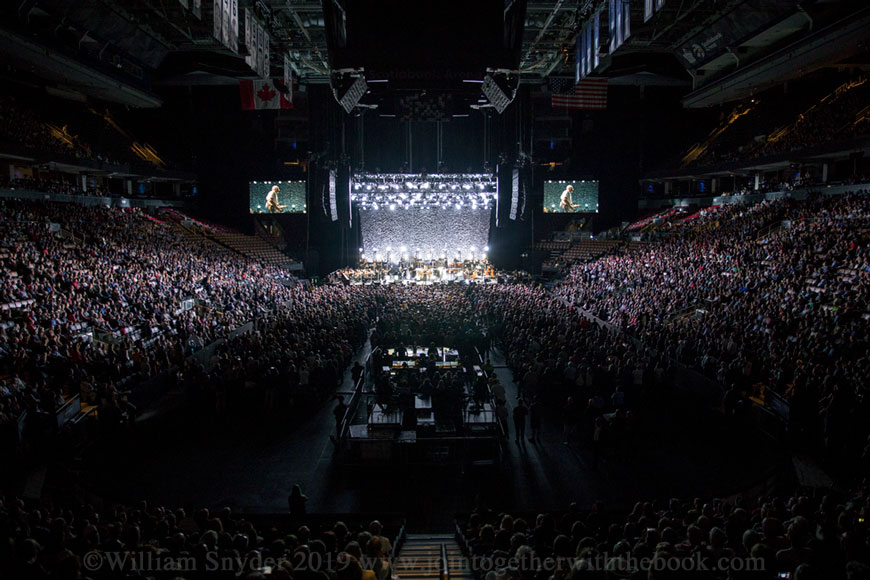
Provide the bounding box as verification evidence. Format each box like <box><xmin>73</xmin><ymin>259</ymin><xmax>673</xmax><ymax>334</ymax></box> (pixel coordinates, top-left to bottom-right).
<box><xmin>256</xmin><ymin>24</ymin><xmax>264</xmax><ymax>77</ymax></box>
<box><xmin>284</xmin><ymin>53</ymin><xmax>292</xmax><ymax>95</ymax></box>
<box><xmin>263</xmin><ymin>34</ymin><xmax>270</xmax><ymax>78</ymax></box>
<box><xmin>244</xmin><ymin>8</ymin><xmax>252</xmax><ymax>67</ymax></box>
<box><xmin>230</xmin><ymin>0</ymin><xmax>238</xmax><ymax>52</ymax></box>
<box><xmin>222</xmin><ymin>0</ymin><xmax>230</xmax><ymax>47</ymax></box>
<box><xmin>213</xmin><ymin>0</ymin><xmax>221</xmax><ymax>40</ymax></box>
<box><xmin>608</xmin><ymin>0</ymin><xmax>630</xmax><ymax>54</ymax></box>
<box><xmin>193</xmin><ymin>0</ymin><xmax>201</xmax><ymax>19</ymax></box>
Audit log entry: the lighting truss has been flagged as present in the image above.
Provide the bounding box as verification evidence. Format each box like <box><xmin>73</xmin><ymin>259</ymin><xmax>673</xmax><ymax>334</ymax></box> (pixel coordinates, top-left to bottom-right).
<box><xmin>351</xmin><ymin>173</ymin><xmax>497</xmax><ymax>211</ymax></box>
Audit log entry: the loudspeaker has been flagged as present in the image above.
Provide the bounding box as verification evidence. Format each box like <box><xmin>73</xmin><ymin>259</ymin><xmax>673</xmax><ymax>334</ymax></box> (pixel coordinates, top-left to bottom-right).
<box><xmin>496</xmin><ymin>163</ymin><xmax>526</xmax><ymax>226</ymax></box>
<box><xmin>336</xmin><ymin>163</ymin><xmax>352</xmax><ymax>229</ymax></box>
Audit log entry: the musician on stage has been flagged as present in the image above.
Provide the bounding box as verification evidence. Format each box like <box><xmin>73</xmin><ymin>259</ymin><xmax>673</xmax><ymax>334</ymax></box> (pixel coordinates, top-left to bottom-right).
<box><xmin>266</xmin><ymin>185</ymin><xmax>287</xmax><ymax>213</ymax></box>
<box><xmin>560</xmin><ymin>184</ymin><xmax>579</xmax><ymax>213</ymax></box>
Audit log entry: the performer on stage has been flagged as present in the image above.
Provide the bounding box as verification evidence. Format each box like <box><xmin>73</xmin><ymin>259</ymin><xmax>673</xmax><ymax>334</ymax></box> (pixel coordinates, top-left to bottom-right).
<box><xmin>266</xmin><ymin>185</ymin><xmax>287</xmax><ymax>213</ymax></box>
<box><xmin>560</xmin><ymin>184</ymin><xmax>579</xmax><ymax>213</ymax></box>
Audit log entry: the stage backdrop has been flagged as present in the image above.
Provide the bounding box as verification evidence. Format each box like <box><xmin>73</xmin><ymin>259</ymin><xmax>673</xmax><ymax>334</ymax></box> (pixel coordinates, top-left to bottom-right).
<box><xmin>359</xmin><ymin>206</ymin><xmax>490</xmax><ymax>262</ymax></box>
<box><xmin>543</xmin><ymin>180</ymin><xmax>599</xmax><ymax>213</ymax></box>
<box><xmin>249</xmin><ymin>180</ymin><xmax>306</xmax><ymax>213</ymax></box>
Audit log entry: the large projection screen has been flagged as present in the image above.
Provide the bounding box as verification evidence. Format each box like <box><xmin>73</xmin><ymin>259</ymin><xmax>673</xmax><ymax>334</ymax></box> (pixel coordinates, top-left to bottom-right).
<box><xmin>543</xmin><ymin>180</ymin><xmax>599</xmax><ymax>213</ymax></box>
<box><xmin>249</xmin><ymin>180</ymin><xmax>306</xmax><ymax>213</ymax></box>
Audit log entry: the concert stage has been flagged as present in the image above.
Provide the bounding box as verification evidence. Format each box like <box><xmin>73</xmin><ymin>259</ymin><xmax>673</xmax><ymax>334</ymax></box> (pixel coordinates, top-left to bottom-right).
<box><xmin>336</xmin><ymin>346</ymin><xmax>503</xmax><ymax>467</ymax></box>
<box><xmin>332</xmin><ymin>258</ymin><xmax>499</xmax><ymax>285</ymax></box>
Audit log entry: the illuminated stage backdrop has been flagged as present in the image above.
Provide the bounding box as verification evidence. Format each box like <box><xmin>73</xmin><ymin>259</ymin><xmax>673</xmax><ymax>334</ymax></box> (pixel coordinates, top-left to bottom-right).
<box><xmin>359</xmin><ymin>206</ymin><xmax>491</xmax><ymax>261</ymax></box>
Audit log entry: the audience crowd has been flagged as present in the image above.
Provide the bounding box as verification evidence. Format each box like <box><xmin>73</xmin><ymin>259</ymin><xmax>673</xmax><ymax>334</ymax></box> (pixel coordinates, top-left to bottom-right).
<box><xmin>557</xmin><ymin>192</ymin><xmax>870</xmax><ymax>464</ymax></box>
<box><xmin>0</xmin><ymin>494</ymin><xmax>398</xmax><ymax>580</ymax></box>
<box><xmin>464</xmin><ymin>488</ymin><xmax>870</xmax><ymax>579</ymax></box>
<box><xmin>2</xmin><ymin>187</ymin><xmax>870</xmax><ymax>578</ymax></box>
<box><xmin>1</xmin><ymin>177</ymin><xmax>116</xmax><ymax>198</ymax></box>
<box><xmin>0</xmin><ymin>199</ymin><xmax>369</xmax><ymax>439</ymax></box>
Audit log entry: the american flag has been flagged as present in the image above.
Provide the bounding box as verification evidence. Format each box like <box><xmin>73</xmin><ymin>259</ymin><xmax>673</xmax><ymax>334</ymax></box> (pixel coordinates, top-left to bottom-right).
<box><xmin>550</xmin><ymin>77</ymin><xmax>608</xmax><ymax>110</ymax></box>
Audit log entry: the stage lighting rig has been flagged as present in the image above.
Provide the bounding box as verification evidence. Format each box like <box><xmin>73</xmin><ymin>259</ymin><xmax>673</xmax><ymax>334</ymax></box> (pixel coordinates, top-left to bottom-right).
<box><xmin>351</xmin><ymin>173</ymin><xmax>497</xmax><ymax>211</ymax></box>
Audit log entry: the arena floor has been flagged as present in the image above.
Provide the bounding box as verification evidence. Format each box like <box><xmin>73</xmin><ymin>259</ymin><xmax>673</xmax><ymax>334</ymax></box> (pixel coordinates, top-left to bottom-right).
<box><xmin>71</xmin><ymin>340</ymin><xmax>789</xmax><ymax>528</ymax></box>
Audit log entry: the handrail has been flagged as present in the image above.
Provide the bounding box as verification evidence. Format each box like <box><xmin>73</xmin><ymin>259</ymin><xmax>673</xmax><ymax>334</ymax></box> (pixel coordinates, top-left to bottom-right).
<box><xmin>454</xmin><ymin>520</ymin><xmax>471</xmax><ymax>556</ymax></box>
<box><xmin>440</xmin><ymin>543</ymin><xmax>449</xmax><ymax>580</ymax></box>
<box><xmin>391</xmin><ymin>521</ymin><xmax>406</xmax><ymax>561</ymax></box>
<box><xmin>337</xmin><ymin>351</ymin><xmax>373</xmax><ymax>441</ymax></box>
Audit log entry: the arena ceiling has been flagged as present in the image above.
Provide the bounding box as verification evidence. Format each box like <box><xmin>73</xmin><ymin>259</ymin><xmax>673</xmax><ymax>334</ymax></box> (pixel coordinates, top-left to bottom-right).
<box><xmin>0</xmin><ymin>0</ymin><xmax>867</xmax><ymax>109</ymax></box>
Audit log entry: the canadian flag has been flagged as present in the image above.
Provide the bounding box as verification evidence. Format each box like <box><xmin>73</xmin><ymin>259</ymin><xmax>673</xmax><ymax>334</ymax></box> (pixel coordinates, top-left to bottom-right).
<box><xmin>240</xmin><ymin>79</ymin><xmax>292</xmax><ymax>110</ymax></box>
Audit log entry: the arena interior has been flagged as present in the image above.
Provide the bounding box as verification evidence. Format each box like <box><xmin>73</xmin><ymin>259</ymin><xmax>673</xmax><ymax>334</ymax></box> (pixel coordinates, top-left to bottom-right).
<box><xmin>1</xmin><ymin>1</ymin><xmax>870</xmax><ymax>578</ymax></box>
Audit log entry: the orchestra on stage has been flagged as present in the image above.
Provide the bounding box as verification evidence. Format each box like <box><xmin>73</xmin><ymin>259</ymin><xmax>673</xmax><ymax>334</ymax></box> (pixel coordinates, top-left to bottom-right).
<box><xmin>330</xmin><ymin>257</ymin><xmax>498</xmax><ymax>285</ymax></box>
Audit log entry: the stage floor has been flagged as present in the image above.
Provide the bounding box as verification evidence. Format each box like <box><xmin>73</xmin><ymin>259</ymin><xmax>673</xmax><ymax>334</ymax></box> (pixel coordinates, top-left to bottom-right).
<box><xmin>349</xmin><ymin>277</ymin><xmax>498</xmax><ymax>286</ymax></box>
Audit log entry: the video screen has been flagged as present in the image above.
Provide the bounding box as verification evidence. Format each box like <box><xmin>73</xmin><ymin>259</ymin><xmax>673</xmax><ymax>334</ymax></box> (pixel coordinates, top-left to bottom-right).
<box><xmin>249</xmin><ymin>180</ymin><xmax>306</xmax><ymax>214</ymax></box>
<box><xmin>543</xmin><ymin>180</ymin><xmax>598</xmax><ymax>213</ymax></box>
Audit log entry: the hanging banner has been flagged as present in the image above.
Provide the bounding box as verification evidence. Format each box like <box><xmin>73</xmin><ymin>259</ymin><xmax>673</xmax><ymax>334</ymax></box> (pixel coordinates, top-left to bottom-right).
<box><xmin>213</xmin><ymin>0</ymin><xmax>221</xmax><ymax>40</ymax></box>
<box><xmin>230</xmin><ymin>0</ymin><xmax>238</xmax><ymax>53</ymax></box>
<box><xmin>263</xmin><ymin>33</ymin><xmax>270</xmax><ymax>78</ymax></box>
<box><xmin>222</xmin><ymin>0</ymin><xmax>230</xmax><ymax>47</ymax></box>
<box><xmin>244</xmin><ymin>8</ymin><xmax>253</xmax><ymax>67</ymax></box>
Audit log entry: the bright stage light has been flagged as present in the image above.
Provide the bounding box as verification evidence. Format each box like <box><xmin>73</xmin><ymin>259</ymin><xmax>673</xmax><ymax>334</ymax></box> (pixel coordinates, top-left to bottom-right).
<box><xmin>351</xmin><ymin>173</ymin><xmax>496</xmax><ymax>211</ymax></box>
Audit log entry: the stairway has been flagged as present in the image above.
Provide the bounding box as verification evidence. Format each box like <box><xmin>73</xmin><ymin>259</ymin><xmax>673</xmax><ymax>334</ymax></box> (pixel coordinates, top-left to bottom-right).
<box><xmin>394</xmin><ymin>534</ymin><xmax>472</xmax><ymax>580</ymax></box>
